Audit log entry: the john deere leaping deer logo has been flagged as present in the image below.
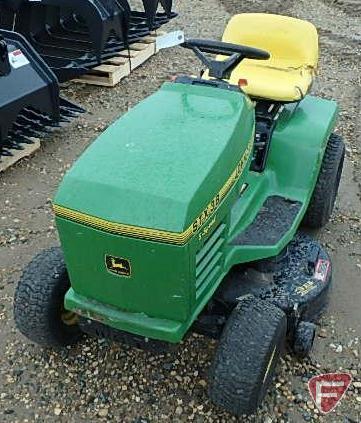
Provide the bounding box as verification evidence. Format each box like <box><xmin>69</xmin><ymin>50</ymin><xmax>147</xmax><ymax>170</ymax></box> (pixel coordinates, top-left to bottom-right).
<box><xmin>105</xmin><ymin>255</ymin><xmax>131</xmax><ymax>277</ymax></box>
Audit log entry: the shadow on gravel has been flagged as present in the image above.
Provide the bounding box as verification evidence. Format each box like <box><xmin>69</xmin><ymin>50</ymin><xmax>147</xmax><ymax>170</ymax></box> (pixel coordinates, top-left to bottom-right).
<box><xmin>321</xmin><ymin>0</ymin><xmax>361</xmax><ymax>16</ymax></box>
<box><xmin>219</xmin><ymin>0</ymin><xmax>295</xmax><ymax>15</ymax></box>
<box><xmin>220</xmin><ymin>0</ymin><xmax>361</xmax><ymax>17</ymax></box>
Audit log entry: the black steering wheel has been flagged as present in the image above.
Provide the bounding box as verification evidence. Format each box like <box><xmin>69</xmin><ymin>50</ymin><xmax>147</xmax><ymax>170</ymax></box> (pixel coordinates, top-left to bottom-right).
<box><xmin>182</xmin><ymin>39</ymin><xmax>270</xmax><ymax>80</ymax></box>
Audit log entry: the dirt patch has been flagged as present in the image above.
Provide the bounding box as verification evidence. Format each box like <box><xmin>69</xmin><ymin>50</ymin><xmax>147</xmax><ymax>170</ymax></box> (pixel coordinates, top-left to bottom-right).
<box><xmin>322</xmin><ymin>0</ymin><xmax>361</xmax><ymax>16</ymax></box>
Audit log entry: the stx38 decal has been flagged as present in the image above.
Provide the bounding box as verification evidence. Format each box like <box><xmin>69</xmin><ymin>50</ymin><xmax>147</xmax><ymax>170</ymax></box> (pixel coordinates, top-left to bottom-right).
<box><xmin>193</xmin><ymin>196</ymin><xmax>220</xmax><ymax>233</ymax></box>
<box><xmin>53</xmin><ymin>138</ymin><xmax>254</xmax><ymax>245</ymax></box>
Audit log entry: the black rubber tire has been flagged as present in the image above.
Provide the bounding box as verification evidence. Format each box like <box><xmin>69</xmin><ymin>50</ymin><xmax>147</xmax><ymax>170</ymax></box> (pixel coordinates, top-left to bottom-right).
<box><xmin>303</xmin><ymin>133</ymin><xmax>345</xmax><ymax>229</ymax></box>
<box><xmin>13</xmin><ymin>247</ymin><xmax>81</xmax><ymax>347</ymax></box>
<box><xmin>292</xmin><ymin>321</ymin><xmax>316</xmax><ymax>359</ymax></box>
<box><xmin>208</xmin><ymin>297</ymin><xmax>287</xmax><ymax>416</ymax></box>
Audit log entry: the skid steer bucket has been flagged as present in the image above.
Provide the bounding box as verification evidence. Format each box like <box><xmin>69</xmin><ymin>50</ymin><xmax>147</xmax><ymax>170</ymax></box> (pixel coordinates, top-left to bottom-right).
<box><xmin>0</xmin><ymin>0</ymin><xmax>23</xmax><ymax>29</ymax></box>
<box><xmin>160</xmin><ymin>0</ymin><xmax>173</xmax><ymax>17</ymax></box>
<box><xmin>0</xmin><ymin>30</ymin><xmax>84</xmax><ymax>160</ymax></box>
<box><xmin>129</xmin><ymin>0</ymin><xmax>175</xmax><ymax>30</ymax></box>
<box><xmin>0</xmin><ymin>0</ymin><xmax>177</xmax><ymax>82</ymax></box>
<box><xmin>0</xmin><ymin>0</ymin><xmax>128</xmax><ymax>80</ymax></box>
<box><xmin>16</xmin><ymin>0</ymin><xmax>127</xmax><ymax>59</ymax></box>
<box><xmin>141</xmin><ymin>0</ymin><xmax>159</xmax><ymax>29</ymax></box>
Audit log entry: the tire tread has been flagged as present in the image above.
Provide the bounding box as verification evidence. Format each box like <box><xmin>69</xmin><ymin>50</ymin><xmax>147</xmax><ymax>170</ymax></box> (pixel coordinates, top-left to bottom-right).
<box><xmin>209</xmin><ymin>297</ymin><xmax>287</xmax><ymax>416</ymax></box>
<box><xmin>303</xmin><ymin>133</ymin><xmax>345</xmax><ymax>228</ymax></box>
<box><xmin>14</xmin><ymin>247</ymin><xmax>80</xmax><ymax>347</ymax></box>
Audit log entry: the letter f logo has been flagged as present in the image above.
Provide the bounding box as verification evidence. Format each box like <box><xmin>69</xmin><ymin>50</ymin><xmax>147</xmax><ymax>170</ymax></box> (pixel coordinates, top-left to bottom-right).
<box><xmin>308</xmin><ymin>373</ymin><xmax>352</xmax><ymax>414</ymax></box>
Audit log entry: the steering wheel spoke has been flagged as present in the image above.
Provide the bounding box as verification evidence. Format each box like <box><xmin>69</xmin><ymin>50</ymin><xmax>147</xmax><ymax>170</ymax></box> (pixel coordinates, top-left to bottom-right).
<box><xmin>182</xmin><ymin>38</ymin><xmax>270</xmax><ymax>81</ymax></box>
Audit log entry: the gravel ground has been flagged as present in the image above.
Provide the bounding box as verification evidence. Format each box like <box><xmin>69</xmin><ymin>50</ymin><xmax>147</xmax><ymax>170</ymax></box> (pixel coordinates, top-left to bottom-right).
<box><xmin>0</xmin><ymin>0</ymin><xmax>360</xmax><ymax>421</ymax></box>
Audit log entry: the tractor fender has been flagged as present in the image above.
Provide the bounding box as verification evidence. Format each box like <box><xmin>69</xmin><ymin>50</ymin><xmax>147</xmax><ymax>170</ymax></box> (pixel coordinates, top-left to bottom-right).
<box><xmin>267</xmin><ymin>95</ymin><xmax>338</xmax><ymax>203</ymax></box>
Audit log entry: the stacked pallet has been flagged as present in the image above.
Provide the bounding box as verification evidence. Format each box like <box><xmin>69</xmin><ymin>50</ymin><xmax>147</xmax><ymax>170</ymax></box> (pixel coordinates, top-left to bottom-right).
<box><xmin>73</xmin><ymin>33</ymin><xmax>163</xmax><ymax>87</ymax></box>
<box><xmin>0</xmin><ymin>140</ymin><xmax>40</xmax><ymax>173</ymax></box>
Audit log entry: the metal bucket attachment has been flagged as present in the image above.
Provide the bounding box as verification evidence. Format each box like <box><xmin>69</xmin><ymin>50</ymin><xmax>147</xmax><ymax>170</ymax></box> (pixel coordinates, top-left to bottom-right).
<box><xmin>20</xmin><ymin>0</ymin><xmax>127</xmax><ymax>58</ymax></box>
<box><xmin>0</xmin><ymin>0</ymin><xmax>177</xmax><ymax>82</ymax></box>
<box><xmin>141</xmin><ymin>0</ymin><xmax>159</xmax><ymax>29</ymax></box>
<box><xmin>0</xmin><ymin>30</ymin><xmax>84</xmax><ymax>160</ymax></box>
<box><xmin>128</xmin><ymin>0</ymin><xmax>176</xmax><ymax>30</ymax></box>
<box><xmin>160</xmin><ymin>0</ymin><xmax>173</xmax><ymax>17</ymax></box>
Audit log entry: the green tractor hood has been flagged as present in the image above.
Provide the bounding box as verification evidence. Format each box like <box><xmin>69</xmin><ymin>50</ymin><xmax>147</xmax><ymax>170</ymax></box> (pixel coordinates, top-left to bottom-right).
<box><xmin>54</xmin><ymin>82</ymin><xmax>254</xmax><ymax>234</ymax></box>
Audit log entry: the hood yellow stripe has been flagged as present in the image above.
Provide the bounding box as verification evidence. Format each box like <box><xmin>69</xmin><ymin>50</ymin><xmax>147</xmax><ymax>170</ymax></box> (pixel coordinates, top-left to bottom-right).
<box><xmin>53</xmin><ymin>138</ymin><xmax>253</xmax><ymax>245</ymax></box>
<box><xmin>53</xmin><ymin>204</ymin><xmax>193</xmax><ymax>244</ymax></box>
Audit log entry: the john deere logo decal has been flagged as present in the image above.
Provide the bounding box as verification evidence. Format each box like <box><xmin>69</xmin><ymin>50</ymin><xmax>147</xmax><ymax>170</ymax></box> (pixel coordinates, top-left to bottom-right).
<box><xmin>105</xmin><ymin>255</ymin><xmax>131</xmax><ymax>277</ymax></box>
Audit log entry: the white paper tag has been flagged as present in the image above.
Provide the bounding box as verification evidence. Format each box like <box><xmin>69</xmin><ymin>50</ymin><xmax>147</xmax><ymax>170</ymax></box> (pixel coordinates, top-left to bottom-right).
<box><xmin>9</xmin><ymin>49</ymin><xmax>30</xmax><ymax>69</ymax></box>
<box><xmin>156</xmin><ymin>31</ymin><xmax>185</xmax><ymax>51</ymax></box>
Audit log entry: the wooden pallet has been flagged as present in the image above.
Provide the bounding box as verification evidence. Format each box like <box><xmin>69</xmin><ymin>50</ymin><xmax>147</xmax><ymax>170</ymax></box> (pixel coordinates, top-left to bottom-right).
<box><xmin>0</xmin><ymin>139</ymin><xmax>40</xmax><ymax>173</ymax></box>
<box><xmin>73</xmin><ymin>33</ymin><xmax>162</xmax><ymax>87</ymax></box>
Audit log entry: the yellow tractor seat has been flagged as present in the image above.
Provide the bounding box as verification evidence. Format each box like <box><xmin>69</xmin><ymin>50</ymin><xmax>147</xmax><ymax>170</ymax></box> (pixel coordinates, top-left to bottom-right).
<box><xmin>220</xmin><ymin>14</ymin><xmax>319</xmax><ymax>102</ymax></box>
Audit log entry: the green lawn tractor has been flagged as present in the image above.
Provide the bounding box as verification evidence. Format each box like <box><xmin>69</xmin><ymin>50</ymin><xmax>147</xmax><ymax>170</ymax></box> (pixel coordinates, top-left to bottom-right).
<box><xmin>14</xmin><ymin>14</ymin><xmax>345</xmax><ymax>416</ymax></box>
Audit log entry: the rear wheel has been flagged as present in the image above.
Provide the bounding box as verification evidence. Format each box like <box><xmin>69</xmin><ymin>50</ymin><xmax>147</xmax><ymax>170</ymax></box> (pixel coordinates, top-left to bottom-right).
<box><xmin>208</xmin><ymin>297</ymin><xmax>287</xmax><ymax>416</ymax></box>
<box><xmin>303</xmin><ymin>133</ymin><xmax>345</xmax><ymax>228</ymax></box>
<box><xmin>14</xmin><ymin>247</ymin><xmax>81</xmax><ymax>347</ymax></box>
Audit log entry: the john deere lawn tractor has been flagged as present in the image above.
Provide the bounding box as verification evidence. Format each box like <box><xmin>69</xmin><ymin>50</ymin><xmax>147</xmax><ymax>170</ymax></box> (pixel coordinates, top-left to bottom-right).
<box><xmin>14</xmin><ymin>14</ymin><xmax>345</xmax><ymax>416</ymax></box>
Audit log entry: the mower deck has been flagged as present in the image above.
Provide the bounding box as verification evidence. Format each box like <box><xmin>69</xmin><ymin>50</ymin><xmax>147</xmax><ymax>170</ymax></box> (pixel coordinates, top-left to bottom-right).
<box><xmin>217</xmin><ymin>233</ymin><xmax>332</xmax><ymax>326</ymax></box>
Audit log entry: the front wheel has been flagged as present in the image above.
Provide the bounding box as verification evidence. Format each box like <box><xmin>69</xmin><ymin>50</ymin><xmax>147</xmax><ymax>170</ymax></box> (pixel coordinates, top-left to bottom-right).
<box><xmin>208</xmin><ymin>297</ymin><xmax>287</xmax><ymax>416</ymax></box>
<box><xmin>303</xmin><ymin>133</ymin><xmax>345</xmax><ymax>229</ymax></box>
<box><xmin>14</xmin><ymin>247</ymin><xmax>82</xmax><ymax>347</ymax></box>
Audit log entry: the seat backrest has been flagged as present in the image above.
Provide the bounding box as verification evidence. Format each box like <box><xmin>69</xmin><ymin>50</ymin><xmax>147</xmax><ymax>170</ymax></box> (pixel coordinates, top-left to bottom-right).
<box><xmin>222</xmin><ymin>13</ymin><xmax>319</xmax><ymax>69</ymax></box>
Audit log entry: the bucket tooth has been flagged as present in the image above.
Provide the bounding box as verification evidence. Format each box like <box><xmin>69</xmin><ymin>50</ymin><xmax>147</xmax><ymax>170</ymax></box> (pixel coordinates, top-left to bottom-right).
<box><xmin>59</xmin><ymin>108</ymin><xmax>78</xmax><ymax>118</ymax></box>
<box><xmin>8</xmin><ymin>143</ymin><xmax>24</xmax><ymax>151</ymax></box>
<box><xmin>59</xmin><ymin>98</ymin><xmax>86</xmax><ymax>114</ymax></box>
<box><xmin>2</xmin><ymin>137</ymin><xmax>24</xmax><ymax>151</ymax></box>
<box><xmin>22</xmin><ymin>108</ymin><xmax>52</xmax><ymax>123</ymax></box>
<box><xmin>59</xmin><ymin>116</ymin><xmax>72</xmax><ymax>123</ymax></box>
<box><xmin>23</xmin><ymin>108</ymin><xmax>62</xmax><ymax>128</ymax></box>
<box><xmin>12</xmin><ymin>122</ymin><xmax>44</xmax><ymax>138</ymax></box>
<box><xmin>159</xmin><ymin>0</ymin><xmax>172</xmax><ymax>17</ymax></box>
<box><xmin>16</xmin><ymin>115</ymin><xmax>51</xmax><ymax>133</ymax></box>
<box><xmin>0</xmin><ymin>149</ymin><xmax>14</xmax><ymax>157</ymax></box>
<box><xmin>8</xmin><ymin>133</ymin><xmax>34</xmax><ymax>145</ymax></box>
<box><xmin>141</xmin><ymin>0</ymin><xmax>160</xmax><ymax>30</ymax></box>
